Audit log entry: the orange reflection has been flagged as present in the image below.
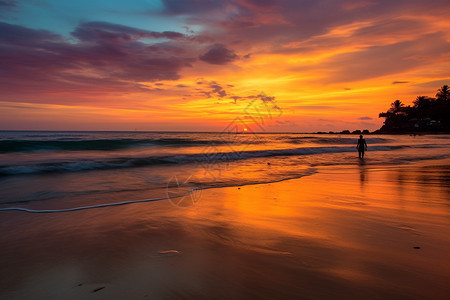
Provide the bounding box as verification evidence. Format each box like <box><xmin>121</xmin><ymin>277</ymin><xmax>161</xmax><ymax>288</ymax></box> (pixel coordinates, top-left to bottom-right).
<box><xmin>1</xmin><ymin>163</ymin><xmax>449</xmax><ymax>299</ymax></box>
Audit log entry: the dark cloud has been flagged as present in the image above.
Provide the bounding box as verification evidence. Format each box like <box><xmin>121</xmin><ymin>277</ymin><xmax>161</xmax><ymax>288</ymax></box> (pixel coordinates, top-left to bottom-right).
<box><xmin>210</xmin><ymin>83</ymin><xmax>227</xmax><ymax>97</ymax></box>
<box><xmin>392</xmin><ymin>81</ymin><xmax>409</xmax><ymax>84</ymax></box>
<box><xmin>0</xmin><ymin>0</ymin><xmax>16</xmax><ymax>17</ymax></box>
<box><xmin>199</xmin><ymin>43</ymin><xmax>238</xmax><ymax>65</ymax></box>
<box><xmin>198</xmin><ymin>81</ymin><xmax>228</xmax><ymax>98</ymax></box>
<box><xmin>162</xmin><ymin>0</ymin><xmax>225</xmax><ymax>14</ymax></box>
<box><xmin>0</xmin><ymin>21</ymin><xmax>195</xmax><ymax>100</ymax></box>
<box><xmin>0</xmin><ymin>1</ymin><xmax>25</xmax><ymax>19</ymax></box>
<box><xmin>0</xmin><ymin>21</ymin><xmax>62</xmax><ymax>45</ymax></box>
<box><xmin>194</xmin><ymin>80</ymin><xmax>280</xmax><ymax>112</ymax></box>
<box><xmin>237</xmin><ymin>0</ymin><xmax>279</xmax><ymax>9</ymax></box>
<box><xmin>71</xmin><ymin>22</ymin><xmax>185</xmax><ymax>43</ymax></box>
<box><xmin>0</xmin><ymin>0</ymin><xmax>16</xmax><ymax>9</ymax></box>
<box><xmin>275</xmin><ymin>120</ymin><xmax>296</xmax><ymax>126</ymax></box>
<box><xmin>258</xmin><ymin>94</ymin><xmax>275</xmax><ymax>103</ymax></box>
<box><xmin>358</xmin><ymin>116</ymin><xmax>373</xmax><ymax>120</ymax></box>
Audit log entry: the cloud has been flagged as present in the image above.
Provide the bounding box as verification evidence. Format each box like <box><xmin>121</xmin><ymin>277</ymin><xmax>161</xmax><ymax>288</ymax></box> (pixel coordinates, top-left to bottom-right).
<box><xmin>2</xmin><ymin>0</ymin><xmax>450</xmax><ymax>126</ymax></box>
<box><xmin>358</xmin><ymin>116</ymin><xmax>373</xmax><ymax>120</ymax></box>
<box><xmin>392</xmin><ymin>81</ymin><xmax>409</xmax><ymax>84</ymax></box>
<box><xmin>197</xmin><ymin>80</ymin><xmax>228</xmax><ymax>98</ymax></box>
<box><xmin>0</xmin><ymin>21</ymin><xmax>62</xmax><ymax>45</ymax></box>
<box><xmin>193</xmin><ymin>80</ymin><xmax>281</xmax><ymax>114</ymax></box>
<box><xmin>293</xmin><ymin>105</ymin><xmax>335</xmax><ymax>110</ymax></box>
<box><xmin>0</xmin><ymin>0</ymin><xmax>16</xmax><ymax>10</ymax></box>
<box><xmin>209</xmin><ymin>83</ymin><xmax>227</xmax><ymax>97</ymax></box>
<box><xmin>162</xmin><ymin>0</ymin><xmax>225</xmax><ymax>15</ymax></box>
<box><xmin>361</xmin><ymin>121</ymin><xmax>376</xmax><ymax>127</ymax></box>
<box><xmin>341</xmin><ymin>1</ymin><xmax>376</xmax><ymax>10</ymax></box>
<box><xmin>71</xmin><ymin>21</ymin><xmax>185</xmax><ymax>43</ymax></box>
<box><xmin>0</xmin><ymin>21</ymin><xmax>196</xmax><ymax>101</ymax></box>
<box><xmin>275</xmin><ymin>120</ymin><xmax>296</xmax><ymax>125</ymax></box>
<box><xmin>415</xmin><ymin>79</ymin><xmax>450</xmax><ymax>87</ymax></box>
<box><xmin>199</xmin><ymin>43</ymin><xmax>238</xmax><ymax>65</ymax></box>
<box><xmin>319</xmin><ymin>34</ymin><xmax>450</xmax><ymax>83</ymax></box>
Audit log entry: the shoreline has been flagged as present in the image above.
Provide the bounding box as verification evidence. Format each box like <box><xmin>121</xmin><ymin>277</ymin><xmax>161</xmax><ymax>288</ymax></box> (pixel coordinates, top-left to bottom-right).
<box><xmin>1</xmin><ymin>156</ymin><xmax>448</xmax><ymax>214</ymax></box>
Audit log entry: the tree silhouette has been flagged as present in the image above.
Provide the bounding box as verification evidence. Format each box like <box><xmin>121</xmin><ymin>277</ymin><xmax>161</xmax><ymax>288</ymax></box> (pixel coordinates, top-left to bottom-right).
<box><xmin>378</xmin><ymin>85</ymin><xmax>449</xmax><ymax>132</ymax></box>
<box><xmin>413</xmin><ymin>96</ymin><xmax>432</xmax><ymax>109</ymax></box>
<box><xmin>436</xmin><ymin>85</ymin><xmax>449</xmax><ymax>103</ymax></box>
<box><xmin>389</xmin><ymin>100</ymin><xmax>405</xmax><ymax>114</ymax></box>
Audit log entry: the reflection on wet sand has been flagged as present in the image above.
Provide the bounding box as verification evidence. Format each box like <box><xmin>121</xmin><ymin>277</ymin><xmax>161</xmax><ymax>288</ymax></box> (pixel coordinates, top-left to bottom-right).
<box><xmin>1</xmin><ymin>161</ymin><xmax>450</xmax><ymax>299</ymax></box>
<box><xmin>358</xmin><ymin>159</ymin><xmax>367</xmax><ymax>189</ymax></box>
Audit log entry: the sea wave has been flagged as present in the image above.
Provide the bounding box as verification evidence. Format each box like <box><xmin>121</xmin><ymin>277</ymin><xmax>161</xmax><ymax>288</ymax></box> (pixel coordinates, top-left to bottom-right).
<box><xmin>0</xmin><ymin>145</ymin><xmax>399</xmax><ymax>176</ymax></box>
<box><xmin>0</xmin><ymin>138</ymin><xmax>236</xmax><ymax>153</ymax></box>
<box><xmin>286</xmin><ymin>136</ymin><xmax>391</xmax><ymax>144</ymax></box>
<box><xmin>0</xmin><ymin>136</ymin><xmax>394</xmax><ymax>153</ymax></box>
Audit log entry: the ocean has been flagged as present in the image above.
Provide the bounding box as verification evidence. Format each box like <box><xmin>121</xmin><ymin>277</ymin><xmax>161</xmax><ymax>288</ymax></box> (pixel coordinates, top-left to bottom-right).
<box><xmin>1</xmin><ymin>131</ymin><xmax>449</xmax><ymax>212</ymax></box>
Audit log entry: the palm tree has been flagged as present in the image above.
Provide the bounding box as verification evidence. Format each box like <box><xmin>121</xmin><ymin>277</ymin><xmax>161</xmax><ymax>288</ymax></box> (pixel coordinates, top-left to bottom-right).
<box><xmin>413</xmin><ymin>96</ymin><xmax>431</xmax><ymax>109</ymax></box>
<box><xmin>413</xmin><ymin>96</ymin><xmax>434</xmax><ymax>120</ymax></box>
<box><xmin>389</xmin><ymin>99</ymin><xmax>404</xmax><ymax>114</ymax></box>
<box><xmin>436</xmin><ymin>85</ymin><xmax>449</xmax><ymax>102</ymax></box>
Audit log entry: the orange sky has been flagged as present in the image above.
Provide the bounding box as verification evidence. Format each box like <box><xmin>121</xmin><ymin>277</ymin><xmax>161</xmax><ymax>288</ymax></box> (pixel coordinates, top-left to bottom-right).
<box><xmin>1</xmin><ymin>0</ymin><xmax>449</xmax><ymax>132</ymax></box>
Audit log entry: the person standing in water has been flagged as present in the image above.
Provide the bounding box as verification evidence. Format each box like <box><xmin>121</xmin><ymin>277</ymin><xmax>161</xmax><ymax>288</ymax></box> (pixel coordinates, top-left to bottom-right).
<box><xmin>356</xmin><ymin>135</ymin><xmax>368</xmax><ymax>158</ymax></box>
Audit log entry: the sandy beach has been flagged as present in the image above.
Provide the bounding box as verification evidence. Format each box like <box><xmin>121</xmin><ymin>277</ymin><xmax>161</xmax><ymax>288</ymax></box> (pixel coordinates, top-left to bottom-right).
<box><xmin>0</xmin><ymin>159</ymin><xmax>449</xmax><ymax>299</ymax></box>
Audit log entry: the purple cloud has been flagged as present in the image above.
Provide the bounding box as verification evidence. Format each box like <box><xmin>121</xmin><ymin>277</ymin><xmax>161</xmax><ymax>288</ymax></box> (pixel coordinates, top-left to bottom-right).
<box><xmin>358</xmin><ymin>116</ymin><xmax>373</xmax><ymax>120</ymax></box>
<box><xmin>165</xmin><ymin>0</ymin><xmax>450</xmax><ymax>85</ymax></box>
<box><xmin>162</xmin><ymin>0</ymin><xmax>225</xmax><ymax>14</ymax></box>
<box><xmin>2</xmin><ymin>0</ymin><xmax>450</xmax><ymax>108</ymax></box>
<box><xmin>197</xmin><ymin>81</ymin><xmax>228</xmax><ymax>98</ymax></box>
<box><xmin>199</xmin><ymin>43</ymin><xmax>238</xmax><ymax>65</ymax></box>
<box><xmin>0</xmin><ymin>21</ymin><xmax>195</xmax><ymax>101</ymax></box>
<box><xmin>72</xmin><ymin>22</ymin><xmax>185</xmax><ymax>43</ymax></box>
<box><xmin>0</xmin><ymin>0</ymin><xmax>16</xmax><ymax>9</ymax></box>
<box><xmin>209</xmin><ymin>82</ymin><xmax>227</xmax><ymax>97</ymax></box>
<box><xmin>0</xmin><ymin>21</ymin><xmax>62</xmax><ymax>45</ymax></box>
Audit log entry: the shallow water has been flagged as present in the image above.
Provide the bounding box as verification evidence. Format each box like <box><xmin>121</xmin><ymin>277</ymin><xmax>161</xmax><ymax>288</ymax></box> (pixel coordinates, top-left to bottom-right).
<box><xmin>0</xmin><ymin>161</ymin><xmax>449</xmax><ymax>299</ymax></box>
<box><xmin>1</xmin><ymin>131</ymin><xmax>449</xmax><ymax>212</ymax></box>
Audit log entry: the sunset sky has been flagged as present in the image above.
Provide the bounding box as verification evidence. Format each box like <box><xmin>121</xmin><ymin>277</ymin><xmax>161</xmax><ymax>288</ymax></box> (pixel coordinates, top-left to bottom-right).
<box><xmin>1</xmin><ymin>0</ymin><xmax>449</xmax><ymax>132</ymax></box>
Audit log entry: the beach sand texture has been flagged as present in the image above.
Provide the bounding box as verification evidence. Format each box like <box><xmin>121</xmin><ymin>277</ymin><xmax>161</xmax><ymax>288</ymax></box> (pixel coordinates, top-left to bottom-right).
<box><xmin>0</xmin><ymin>160</ymin><xmax>449</xmax><ymax>299</ymax></box>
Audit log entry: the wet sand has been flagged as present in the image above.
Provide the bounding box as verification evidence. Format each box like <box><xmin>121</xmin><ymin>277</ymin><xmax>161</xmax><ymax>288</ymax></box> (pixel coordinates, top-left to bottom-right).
<box><xmin>1</xmin><ymin>159</ymin><xmax>449</xmax><ymax>299</ymax></box>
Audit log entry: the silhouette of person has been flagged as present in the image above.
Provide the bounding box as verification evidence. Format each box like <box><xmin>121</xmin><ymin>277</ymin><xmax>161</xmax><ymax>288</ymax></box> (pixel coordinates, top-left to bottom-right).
<box><xmin>356</xmin><ymin>135</ymin><xmax>367</xmax><ymax>158</ymax></box>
